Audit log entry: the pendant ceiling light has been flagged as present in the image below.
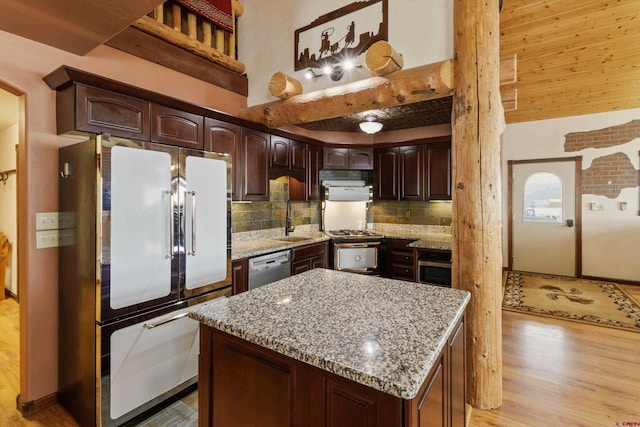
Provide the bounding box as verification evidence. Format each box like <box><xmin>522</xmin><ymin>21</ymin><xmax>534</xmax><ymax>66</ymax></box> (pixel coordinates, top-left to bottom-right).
<box><xmin>358</xmin><ymin>115</ymin><xmax>383</xmax><ymax>134</ymax></box>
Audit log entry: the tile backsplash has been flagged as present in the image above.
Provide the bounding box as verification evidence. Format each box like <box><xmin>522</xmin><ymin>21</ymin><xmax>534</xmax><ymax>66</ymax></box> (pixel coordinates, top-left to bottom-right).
<box><xmin>231</xmin><ymin>177</ymin><xmax>321</xmax><ymax>233</ymax></box>
<box><xmin>232</xmin><ymin>177</ymin><xmax>453</xmax><ymax>233</ymax></box>
<box><xmin>370</xmin><ymin>200</ymin><xmax>452</xmax><ymax>226</ymax></box>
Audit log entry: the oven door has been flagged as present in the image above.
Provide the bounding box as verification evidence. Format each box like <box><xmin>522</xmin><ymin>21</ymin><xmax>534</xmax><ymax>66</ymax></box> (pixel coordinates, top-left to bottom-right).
<box><xmin>418</xmin><ymin>260</ymin><xmax>452</xmax><ymax>287</ymax></box>
<box><xmin>333</xmin><ymin>242</ymin><xmax>380</xmax><ymax>274</ymax></box>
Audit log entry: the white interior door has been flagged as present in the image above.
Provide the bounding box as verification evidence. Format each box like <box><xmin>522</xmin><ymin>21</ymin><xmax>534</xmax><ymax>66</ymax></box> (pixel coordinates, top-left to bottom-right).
<box><xmin>183</xmin><ymin>154</ymin><xmax>228</xmax><ymax>290</ymax></box>
<box><xmin>512</xmin><ymin>160</ymin><xmax>577</xmax><ymax>276</ymax></box>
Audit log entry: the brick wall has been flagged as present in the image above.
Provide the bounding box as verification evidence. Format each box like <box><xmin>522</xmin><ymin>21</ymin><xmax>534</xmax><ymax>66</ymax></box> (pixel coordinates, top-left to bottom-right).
<box><xmin>564</xmin><ymin>119</ymin><xmax>640</xmax><ymax>152</ymax></box>
<box><xmin>582</xmin><ymin>152</ymin><xmax>638</xmax><ymax>198</ymax></box>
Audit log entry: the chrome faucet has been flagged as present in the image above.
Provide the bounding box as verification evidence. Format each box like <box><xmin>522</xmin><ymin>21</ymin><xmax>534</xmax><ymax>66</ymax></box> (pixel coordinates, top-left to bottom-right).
<box><xmin>285</xmin><ymin>200</ymin><xmax>295</xmax><ymax>236</ymax></box>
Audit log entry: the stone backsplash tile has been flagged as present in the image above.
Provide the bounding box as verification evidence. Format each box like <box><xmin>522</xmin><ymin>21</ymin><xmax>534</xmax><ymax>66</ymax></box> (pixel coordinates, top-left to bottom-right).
<box><xmin>232</xmin><ymin>178</ymin><xmax>453</xmax><ymax>233</ymax></box>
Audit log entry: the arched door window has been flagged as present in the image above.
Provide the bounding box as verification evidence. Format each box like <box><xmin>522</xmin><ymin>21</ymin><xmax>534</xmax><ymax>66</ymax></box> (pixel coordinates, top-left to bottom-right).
<box><xmin>523</xmin><ymin>172</ymin><xmax>562</xmax><ymax>222</ymax></box>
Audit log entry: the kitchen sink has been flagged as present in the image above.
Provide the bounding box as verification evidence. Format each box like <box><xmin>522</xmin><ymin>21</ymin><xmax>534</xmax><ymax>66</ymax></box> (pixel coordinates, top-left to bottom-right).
<box><xmin>271</xmin><ymin>236</ymin><xmax>313</xmax><ymax>242</ymax></box>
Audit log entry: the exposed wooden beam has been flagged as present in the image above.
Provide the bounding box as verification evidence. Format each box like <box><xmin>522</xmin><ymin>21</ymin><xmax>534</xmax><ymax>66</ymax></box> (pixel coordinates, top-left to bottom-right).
<box><xmin>238</xmin><ymin>59</ymin><xmax>454</xmax><ymax>128</ymax></box>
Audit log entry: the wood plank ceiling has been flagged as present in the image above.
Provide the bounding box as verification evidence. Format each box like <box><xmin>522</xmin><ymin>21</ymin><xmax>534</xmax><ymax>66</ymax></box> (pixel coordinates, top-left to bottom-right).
<box><xmin>500</xmin><ymin>0</ymin><xmax>640</xmax><ymax>123</ymax></box>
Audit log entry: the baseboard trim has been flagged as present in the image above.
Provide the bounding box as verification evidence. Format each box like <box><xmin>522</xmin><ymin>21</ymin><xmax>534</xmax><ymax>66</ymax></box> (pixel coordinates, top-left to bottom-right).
<box><xmin>581</xmin><ymin>275</ymin><xmax>640</xmax><ymax>286</ymax></box>
<box><xmin>16</xmin><ymin>392</ymin><xmax>58</xmax><ymax>417</ymax></box>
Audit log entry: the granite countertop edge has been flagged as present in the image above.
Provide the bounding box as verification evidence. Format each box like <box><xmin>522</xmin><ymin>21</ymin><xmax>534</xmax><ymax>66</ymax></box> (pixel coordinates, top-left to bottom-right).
<box><xmin>190</xmin><ymin>271</ymin><xmax>470</xmax><ymax>400</ymax></box>
<box><xmin>232</xmin><ymin>234</ymin><xmax>330</xmax><ymax>260</ymax></box>
<box><xmin>232</xmin><ymin>232</ymin><xmax>451</xmax><ymax>260</ymax></box>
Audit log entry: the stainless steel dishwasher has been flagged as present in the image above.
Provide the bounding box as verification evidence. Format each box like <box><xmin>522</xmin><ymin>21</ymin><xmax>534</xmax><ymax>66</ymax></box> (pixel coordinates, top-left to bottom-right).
<box><xmin>248</xmin><ymin>249</ymin><xmax>291</xmax><ymax>290</ymax></box>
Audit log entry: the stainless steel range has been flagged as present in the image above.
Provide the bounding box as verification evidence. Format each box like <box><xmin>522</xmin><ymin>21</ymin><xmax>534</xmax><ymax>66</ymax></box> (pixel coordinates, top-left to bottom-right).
<box><xmin>322</xmin><ymin>181</ymin><xmax>383</xmax><ymax>275</ymax></box>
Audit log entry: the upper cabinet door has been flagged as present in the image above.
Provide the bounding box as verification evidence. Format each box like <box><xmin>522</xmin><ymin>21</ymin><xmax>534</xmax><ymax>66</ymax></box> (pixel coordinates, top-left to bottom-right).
<box><xmin>270</xmin><ymin>136</ymin><xmax>290</xmax><ymax>168</ymax></box>
<box><xmin>427</xmin><ymin>142</ymin><xmax>452</xmax><ymax>200</ymax></box>
<box><xmin>204</xmin><ymin>118</ymin><xmax>241</xmax><ymax>200</ymax></box>
<box><xmin>375</xmin><ymin>148</ymin><xmax>399</xmax><ymax>200</ymax></box>
<box><xmin>400</xmin><ymin>145</ymin><xmax>425</xmax><ymax>201</ymax></box>
<box><xmin>290</xmin><ymin>139</ymin><xmax>307</xmax><ymax>171</ymax></box>
<box><xmin>240</xmin><ymin>128</ymin><xmax>270</xmax><ymax>201</ymax></box>
<box><xmin>151</xmin><ymin>104</ymin><xmax>204</xmax><ymax>150</ymax></box>
<box><xmin>348</xmin><ymin>148</ymin><xmax>374</xmax><ymax>170</ymax></box>
<box><xmin>74</xmin><ymin>84</ymin><xmax>151</xmax><ymax>140</ymax></box>
<box><xmin>306</xmin><ymin>144</ymin><xmax>322</xmax><ymax>201</ymax></box>
<box><xmin>323</xmin><ymin>147</ymin><xmax>349</xmax><ymax>169</ymax></box>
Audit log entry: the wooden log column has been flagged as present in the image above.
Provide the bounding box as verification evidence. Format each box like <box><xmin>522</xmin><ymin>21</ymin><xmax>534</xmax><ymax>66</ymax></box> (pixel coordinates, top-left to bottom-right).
<box><xmin>451</xmin><ymin>0</ymin><xmax>503</xmax><ymax>410</ymax></box>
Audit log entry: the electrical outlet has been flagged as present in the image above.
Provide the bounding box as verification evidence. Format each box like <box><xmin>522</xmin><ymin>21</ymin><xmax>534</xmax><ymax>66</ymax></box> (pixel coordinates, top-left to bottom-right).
<box><xmin>36</xmin><ymin>212</ymin><xmax>59</xmax><ymax>230</ymax></box>
<box><xmin>36</xmin><ymin>230</ymin><xmax>59</xmax><ymax>248</ymax></box>
<box><xmin>36</xmin><ymin>229</ymin><xmax>74</xmax><ymax>248</ymax></box>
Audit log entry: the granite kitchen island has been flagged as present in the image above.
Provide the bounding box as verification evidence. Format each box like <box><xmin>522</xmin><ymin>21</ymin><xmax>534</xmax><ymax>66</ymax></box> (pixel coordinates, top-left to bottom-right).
<box><xmin>190</xmin><ymin>269</ymin><xmax>470</xmax><ymax>427</ymax></box>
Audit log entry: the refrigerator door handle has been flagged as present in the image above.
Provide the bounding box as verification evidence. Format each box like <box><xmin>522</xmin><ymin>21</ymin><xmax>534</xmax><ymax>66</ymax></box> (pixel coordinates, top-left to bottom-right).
<box><xmin>143</xmin><ymin>311</ymin><xmax>190</xmax><ymax>329</ymax></box>
<box><xmin>165</xmin><ymin>190</ymin><xmax>174</xmax><ymax>259</ymax></box>
<box><xmin>187</xmin><ymin>190</ymin><xmax>196</xmax><ymax>256</ymax></box>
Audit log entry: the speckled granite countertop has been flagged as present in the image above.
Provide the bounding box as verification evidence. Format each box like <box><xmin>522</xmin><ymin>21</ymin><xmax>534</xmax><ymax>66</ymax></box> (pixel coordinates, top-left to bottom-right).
<box><xmin>232</xmin><ymin>232</ymin><xmax>329</xmax><ymax>260</ymax></box>
<box><xmin>190</xmin><ymin>269</ymin><xmax>469</xmax><ymax>400</ymax></box>
<box><xmin>406</xmin><ymin>234</ymin><xmax>452</xmax><ymax>250</ymax></box>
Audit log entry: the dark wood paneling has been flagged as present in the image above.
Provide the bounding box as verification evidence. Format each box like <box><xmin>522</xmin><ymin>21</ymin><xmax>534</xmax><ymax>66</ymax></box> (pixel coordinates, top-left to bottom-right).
<box><xmin>204</xmin><ymin>118</ymin><xmax>241</xmax><ymax>199</ymax></box>
<box><xmin>270</xmin><ymin>136</ymin><xmax>290</xmax><ymax>168</ymax></box>
<box><xmin>449</xmin><ymin>320</ymin><xmax>466</xmax><ymax>427</ymax></box>
<box><xmin>290</xmin><ymin>139</ymin><xmax>307</xmax><ymax>171</ymax></box>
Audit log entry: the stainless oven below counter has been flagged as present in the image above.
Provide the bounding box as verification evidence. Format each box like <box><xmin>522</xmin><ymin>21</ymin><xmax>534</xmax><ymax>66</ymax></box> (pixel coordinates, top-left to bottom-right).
<box><xmin>331</xmin><ymin>241</ymin><xmax>380</xmax><ymax>275</ymax></box>
<box><xmin>416</xmin><ymin>248</ymin><xmax>452</xmax><ymax>287</ymax></box>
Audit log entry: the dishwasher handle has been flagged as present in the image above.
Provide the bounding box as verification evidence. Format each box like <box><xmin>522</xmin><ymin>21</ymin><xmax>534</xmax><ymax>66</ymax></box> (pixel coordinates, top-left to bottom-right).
<box><xmin>250</xmin><ymin>256</ymin><xmax>289</xmax><ymax>271</ymax></box>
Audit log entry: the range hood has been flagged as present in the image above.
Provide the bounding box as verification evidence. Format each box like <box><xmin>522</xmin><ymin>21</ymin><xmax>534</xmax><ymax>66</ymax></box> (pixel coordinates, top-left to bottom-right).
<box><xmin>323</xmin><ymin>181</ymin><xmax>371</xmax><ymax>202</ymax></box>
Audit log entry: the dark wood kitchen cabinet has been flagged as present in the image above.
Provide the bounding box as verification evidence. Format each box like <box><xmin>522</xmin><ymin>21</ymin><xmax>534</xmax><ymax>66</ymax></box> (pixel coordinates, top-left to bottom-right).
<box><xmin>375</xmin><ymin>145</ymin><xmax>424</xmax><ymax>201</ymax></box>
<box><xmin>383</xmin><ymin>238</ymin><xmax>417</xmax><ymax>281</ymax></box>
<box><xmin>198</xmin><ymin>316</ymin><xmax>465</xmax><ymax>427</ymax></box>
<box><xmin>56</xmin><ymin>84</ymin><xmax>152</xmax><ymax>140</ymax></box>
<box><xmin>306</xmin><ymin>144</ymin><xmax>323</xmax><ymax>200</ymax></box>
<box><xmin>375</xmin><ymin>147</ymin><xmax>400</xmax><ymax>200</ymax></box>
<box><xmin>324</xmin><ymin>147</ymin><xmax>374</xmax><ymax>170</ymax></box>
<box><xmin>291</xmin><ymin>241</ymin><xmax>328</xmax><ymax>275</ymax></box>
<box><xmin>375</xmin><ymin>140</ymin><xmax>451</xmax><ymax>201</ymax></box>
<box><xmin>427</xmin><ymin>142</ymin><xmax>452</xmax><ymax>200</ymax></box>
<box><xmin>151</xmin><ymin>104</ymin><xmax>204</xmax><ymax>149</ymax></box>
<box><xmin>239</xmin><ymin>127</ymin><xmax>270</xmax><ymax>201</ymax></box>
<box><xmin>400</xmin><ymin>145</ymin><xmax>425</xmax><ymax>201</ymax></box>
<box><xmin>204</xmin><ymin>118</ymin><xmax>242</xmax><ymax>199</ymax></box>
<box><xmin>232</xmin><ymin>258</ymin><xmax>249</xmax><ymax>295</ymax></box>
<box><xmin>270</xmin><ymin>136</ymin><xmax>307</xmax><ymax>172</ymax></box>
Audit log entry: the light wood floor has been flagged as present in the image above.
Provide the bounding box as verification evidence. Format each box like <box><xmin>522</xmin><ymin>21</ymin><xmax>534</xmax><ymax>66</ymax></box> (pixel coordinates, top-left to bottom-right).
<box><xmin>1</xmin><ymin>286</ymin><xmax>639</xmax><ymax>426</ymax></box>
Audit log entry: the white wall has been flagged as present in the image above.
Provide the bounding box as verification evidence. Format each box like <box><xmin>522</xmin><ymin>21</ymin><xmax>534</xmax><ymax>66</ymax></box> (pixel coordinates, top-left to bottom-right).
<box><xmin>502</xmin><ymin>109</ymin><xmax>640</xmax><ymax>282</ymax></box>
<box><xmin>0</xmin><ymin>122</ymin><xmax>18</xmax><ymax>296</ymax></box>
<box><xmin>238</xmin><ymin>0</ymin><xmax>453</xmax><ymax>106</ymax></box>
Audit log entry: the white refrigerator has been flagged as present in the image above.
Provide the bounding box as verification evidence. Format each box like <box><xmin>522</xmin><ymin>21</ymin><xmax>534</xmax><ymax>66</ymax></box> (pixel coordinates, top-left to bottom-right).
<box><xmin>58</xmin><ymin>135</ymin><xmax>232</xmax><ymax>426</ymax></box>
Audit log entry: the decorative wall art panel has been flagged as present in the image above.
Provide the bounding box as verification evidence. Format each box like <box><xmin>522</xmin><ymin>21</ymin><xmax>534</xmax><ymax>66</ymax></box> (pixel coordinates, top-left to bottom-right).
<box><xmin>294</xmin><ymin>0</ymin><xmax>388</xmax><ymax>71</ymax></box>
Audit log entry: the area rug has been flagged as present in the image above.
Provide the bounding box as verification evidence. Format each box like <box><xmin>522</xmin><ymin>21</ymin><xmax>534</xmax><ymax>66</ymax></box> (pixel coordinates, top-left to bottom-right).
<box><xmin>503</xmin><ymin>271</ymin><xmax>640</xmax><ymax>332</ymax></box>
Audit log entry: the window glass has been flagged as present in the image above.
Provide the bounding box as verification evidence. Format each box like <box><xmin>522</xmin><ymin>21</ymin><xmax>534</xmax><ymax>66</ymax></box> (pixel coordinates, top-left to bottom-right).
<box><xmin>523</xmin><ymin>172</ymin><xmax>562</xmax><ymax>222</ymax></box>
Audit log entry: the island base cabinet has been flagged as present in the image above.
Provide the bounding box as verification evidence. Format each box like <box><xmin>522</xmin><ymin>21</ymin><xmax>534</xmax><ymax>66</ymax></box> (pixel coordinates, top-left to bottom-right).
<box><xmin>198</xmin><ymin>317</ymin><xmax>465</xmax><ymax>427</ymax></box>
<box><xmin>199</xmin><ymin>327</ymin><xmax>402</xmax><ymax>427</ymax></box>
